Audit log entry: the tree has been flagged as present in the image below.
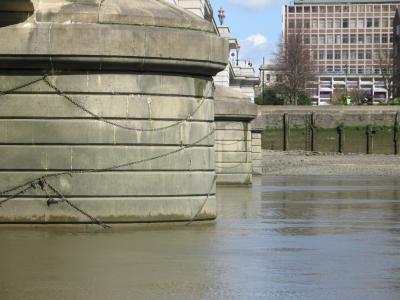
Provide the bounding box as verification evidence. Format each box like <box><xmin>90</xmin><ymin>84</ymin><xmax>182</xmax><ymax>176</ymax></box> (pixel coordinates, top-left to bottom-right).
<box><xmin>273</xmin><ymin>33</ymin><xmax>316</xmax><ymax>105</ymax></box>
<box><xmin>348</xmin><ymin>87</ymin><xmax>367</xmax><ymax>105</ymax></box>
<box><xmin>374</xmin><ymin>49</ymin><xmax>393</xmax><ymax>101</ymax></box>
<box><xmin>255</xmin><ymin>85</ymin><xmax>284</xmax><ymax>105</ymax></box>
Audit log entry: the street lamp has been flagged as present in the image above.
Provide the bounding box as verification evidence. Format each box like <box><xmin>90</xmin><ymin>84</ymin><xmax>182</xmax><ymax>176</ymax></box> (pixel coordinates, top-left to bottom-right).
<box><xmin>218</xmin><ymin>7</ymin><xmax>225</xmax><ymax>26</ymax></box>
<box><xmin>236</xmin><ymin>43</ymin><xmax>240</xmax><ymax>66</ymax></box>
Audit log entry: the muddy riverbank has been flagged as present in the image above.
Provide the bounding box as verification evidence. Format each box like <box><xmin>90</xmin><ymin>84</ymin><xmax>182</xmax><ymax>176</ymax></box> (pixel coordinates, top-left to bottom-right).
<box><xmin>262</xmin><ymin>150</ymin><xmax>400</xmax><ymax>176</ymax></box>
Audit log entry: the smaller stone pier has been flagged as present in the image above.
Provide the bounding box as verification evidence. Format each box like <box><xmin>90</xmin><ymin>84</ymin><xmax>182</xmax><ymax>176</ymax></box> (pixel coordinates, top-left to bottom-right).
<box><xmin>214</xmin><ymin>86</ymin><xmax>257</xmax><ymax>184</ymax></box>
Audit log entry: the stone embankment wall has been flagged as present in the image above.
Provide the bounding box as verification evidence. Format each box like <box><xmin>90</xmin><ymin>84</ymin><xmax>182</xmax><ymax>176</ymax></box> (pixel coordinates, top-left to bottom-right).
<box><xmin>256</xmin><ymin>106</ymin><xmax>400</xmax><ymax>154</ymax></box>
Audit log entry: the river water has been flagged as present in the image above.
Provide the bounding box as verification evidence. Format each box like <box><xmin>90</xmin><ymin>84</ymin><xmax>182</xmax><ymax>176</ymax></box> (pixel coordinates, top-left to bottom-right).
<box><xmin>1</xmin><ymin>176</ymin><xmax>400</xmax><ymax>300</ymax></box>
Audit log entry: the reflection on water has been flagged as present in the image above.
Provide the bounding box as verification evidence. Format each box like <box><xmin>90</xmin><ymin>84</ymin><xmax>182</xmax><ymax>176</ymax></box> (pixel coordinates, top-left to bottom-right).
<box><xmin>1</xmin><ymin>176</ymin><xmax>400</xmax><ymax>300</ymax></box>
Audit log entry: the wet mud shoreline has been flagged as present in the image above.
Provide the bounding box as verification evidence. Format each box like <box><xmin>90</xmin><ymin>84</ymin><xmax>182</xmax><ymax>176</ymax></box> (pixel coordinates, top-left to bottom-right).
<box><xmin>262</xmin><ymin>150</ymin><xmax>400</xmax><ymax>176</ymax></box>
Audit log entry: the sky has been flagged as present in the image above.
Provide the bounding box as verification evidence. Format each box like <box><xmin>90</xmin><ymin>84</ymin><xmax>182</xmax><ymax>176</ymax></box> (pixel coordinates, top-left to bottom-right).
<box><xmin>211</xmin><ymin>0</ymin><xmax>287</xmax><ymax>69</ymax></box>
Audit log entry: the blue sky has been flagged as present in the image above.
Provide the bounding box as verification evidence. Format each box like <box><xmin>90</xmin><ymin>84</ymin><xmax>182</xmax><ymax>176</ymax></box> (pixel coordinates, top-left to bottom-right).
<box><xmin>211</xmin><ymin>0</ymin><xmax>286</xmax><ymax>68</ymax></box>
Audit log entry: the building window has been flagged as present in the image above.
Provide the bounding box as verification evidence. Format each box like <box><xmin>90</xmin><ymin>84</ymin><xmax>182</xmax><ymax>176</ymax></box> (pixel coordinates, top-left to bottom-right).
<box><xmin>366</xmin><ymin>50</ymin><xmax>372</xmax><ymax>59</ymax></box>
<box><xmin>288</xmin><ymin>20</ymin><xmax>295</xmax><ymax>28</ymax></box>
<box><xmin>358</xmin><ymin>5</ymin><xmax>365</xmax><ymax>12</ymax></box>
<box><xmin>327</xmin><ymin>6</ymin><xmax>334</xmax><ymax>13</ymax></box>
<box><xmin>365</xmin><ymin>5</ymin><xmax>373</xmax><ymax>13</ymax></box>
<box><xmin>374</xmin><ymin>5</ymin><xmax>381</xmax><ymax>12</ymax></box>
<box><xmin>334</xmin><ymin>34</ymin><xmax>341</xmax><ymax>44</ymax></box>
<box><xmin>319</xmin><ymin>35</ymin><xmax>326</xmax><ymax>45</ymax></box>
<box><xmin>350</xmin><ymin>50</ymin><xmax>357</xmax><ymax>59</ymax></box>
<box><xmin>327</xmin><ymin>19</ymin><xmax>333</xmax><ymax>28</ymax></box>
<box><xmin>334</xmin><ymin>51</ymin><xmax>341</xmax><ymax>60</ymax></box>
<box><xmin>382</xmin><ymin>5</ymin><xmax>389</xmax><ymax>12</ymax></box>
<box><xmin>327</xmin><ymin>34</ymin><xmax>333</xmax><ymax>44</ymax></box>
<box><xmin>319</xmin><ymin>50</ymin><xmax>325</xmax><ymax>60</ymax></box>
<box><xmin>343</xmin><ymin>6</ymin><xmax>349</xmax><ymax>12</ymax></box>
<box><xmin>312</xmin><ymin>19</ymin><xmax>318</xmax><ymax>28</ymax></box>
<box><xmin>374</xmin><ymin>34</ymin><xmax>380</xmax><ymax>43</ymax></box>
<box><xmin>304</xmin><ymin>19</ymin><xmax>310</xmax><ymax>28</ymax></box>
<box><xmin>296</xmin><ymin>19</ymin><xmax>303</xmax><ymax>28</ymax></box>
<box><xmin>350</xmin><ymin>19</ymin><xmax>357</xmax><ymax>28</ymax></box>
<box><xmin>327</xmin><ymin>50</ymin><xmax>333</xmax><ymax>59</ymax></box>
<box><xmin>358</xmin><ymin>34</ymin><xmax>364</xmax><ymax>44</ymax></box>
<box><xmin>374</xmin><ymin>18</ymin><xmax>380</xmax><ymax>27</ymax></box>
<box><xmin>342</xmin><ymin>34</ymin><xmax>349</xmax><ymax>44</ymax></box>
<box><xmin>382</xmin><ymin>34</ymin><xmax>388</xmax><ymax>43</ymax></box>
<box><xmin>342</xmin><ymin>50</ymin><xmax>349</xmax><ymax>60</ymax></box>
<box><xmin>366</xmin><ymin>18</ymin><xmax>373</xmax><ymax>28</ymax></box>
<box><xmin>312</xmin><ymin>6</ymin><xmax>318</xmax><ymax>13</ymax></box>
<box><xmin>304</xmin><ymin>6</ymin><xmax>310</xmax><ymax>13</ymax></box>
<box><xmin>335</xmin><ymin>6</ymin><xmax>341</xmax><ymax>13</ymax></box>
<box><xmin>357</xmin><ymin>19</ymin><xmax>364</xmax><ymax>28</ymax></box>
<box><xmin>266</xmin><ymin>74</ymin><xmax>271</xmax><ymax>81</ymax></box>
<box><xmin>343</xmin><ymin>19</ymin><xmax>349</xmax><ymax>28</ymax></box>
<box><xmin>334</xmin><ymin>19</ymin><xmax>341</xmax><ymax>28</ymax></box>
<box><xmin>358</xmin><ymin>51</ymin><xmax>364</xmax><ymax>59</ymax></box>
<box><xmin>304</xmin><ymin>35</ymin><xmax>310</xmax><ymax>44</ymax></box>
<box><xmin>320</xmin><ymin>6</ymin><xmax>326</xmax><ymax>13</ymax></box>
<box><xmin>311</xmin><ymin>35</ymin><xmax>318</xmax><ymax>45</ymax></box>
<box><xmin>350</xmin><ymin>34</ymin><xmax>356</xmax><ymax>44</ymax></box>
<box><xmin>366</xmin><ymin>34</ymin><xmax>372</xmax><ymax>43</ymax></box>
<box><xmin>382</xmin><ymin>18</ymin><xmax>388</xmax><ymax>28</ymax></box>
<box><xmin>358</xmin><ymin>66</ymin><xmax>364</xmax><ymax>74</ymax></box>
<box><xmin>288</xmin><ymin>6</ymin><xmax>295</xmax><ymax>13</ymax></box>
<box><xmin>320</xmin><ymin>19</ymin><xmax>326</xmax><ymax>29</ymax></box>
<box><xmin>390</xmin><ymin>34</ymin><xmax>393</xmax><ymax>43</ymax></box>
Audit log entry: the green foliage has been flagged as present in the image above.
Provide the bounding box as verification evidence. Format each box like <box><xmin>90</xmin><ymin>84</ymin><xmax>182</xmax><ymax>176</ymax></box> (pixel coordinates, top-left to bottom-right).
<box><xmin>388</xmin><ymin>98</ymin><xmax>400</xmax><ymax>105</ymax></box>
<box><xmin>256</xmin><ymin>86</ymin><xmax>312</xmax><ymax>105</ymax></box>
<box><xmin>297</xmin><ymin>92</ymin><xmax>312</xmax><ymax>105</ymax></box>
<box><xmin>377</xmin><ymin>98</ymin><xmax>400</xmax><ymax>105</ymax></box>
<box><xmin>255</xmin><ymin>86</ymin><xmax>284</xmax><ymax>105</ymax></box>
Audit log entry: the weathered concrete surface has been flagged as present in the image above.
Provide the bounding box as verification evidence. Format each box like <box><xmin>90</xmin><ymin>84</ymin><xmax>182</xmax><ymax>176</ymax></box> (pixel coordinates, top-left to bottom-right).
<box><xmin>257</xmin><ymin>106</ymin><xmax>400</xmax><ymax>129</ymax></box>
<box><xmin>0</xmin><ymin>0</ymin><xmax>228</xmax><ymax>224</ymax></box>
<box><xmin>214</xmin><ymin>86</ymin><xmax>257</xmax><ymax>185</ymax></box>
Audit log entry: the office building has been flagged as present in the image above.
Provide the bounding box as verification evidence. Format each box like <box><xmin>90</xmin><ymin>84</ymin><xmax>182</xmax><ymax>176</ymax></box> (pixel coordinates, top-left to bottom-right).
<box><xmin>283</xmin><ymin>0</ymin><xmax>400</xmax><ymax>104</ymax></box>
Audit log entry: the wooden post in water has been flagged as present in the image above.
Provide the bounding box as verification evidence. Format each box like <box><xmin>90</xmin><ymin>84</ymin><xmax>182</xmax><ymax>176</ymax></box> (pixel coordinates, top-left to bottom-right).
<box><xmin>337</xmin><ymin>124</ymin><xmax>344</xmax><ymax>153</ymax></box>
<box><xmin>283</xmin><ymin>113</ymin><xmax>289</xmax><ymax>151</ymax></box>
<box><xmin>394</xmin><ymin>112</ymin><xmax>399</xmax><ymax>155</ymax></box>
<box><xmin>366</xmin><ymin>125</ymin><xmax>372</xmax><ymax>154</ymax></box>
<box><xmin>310</xmin><ymin>112</ymin><xmax>316</xmax><ymax>152</ymax></box>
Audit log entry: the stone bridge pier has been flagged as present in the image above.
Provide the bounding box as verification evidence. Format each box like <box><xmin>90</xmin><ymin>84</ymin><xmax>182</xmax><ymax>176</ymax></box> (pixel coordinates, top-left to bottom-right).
<box><xmin>214</xmin><ymin>86</ymin><xmax>257</xmax><ymax>185</ymax></box>
<box><xmin>0</xmin><ymin>0</ymin><xmax>228</xmax><ymax>224</ymax></box>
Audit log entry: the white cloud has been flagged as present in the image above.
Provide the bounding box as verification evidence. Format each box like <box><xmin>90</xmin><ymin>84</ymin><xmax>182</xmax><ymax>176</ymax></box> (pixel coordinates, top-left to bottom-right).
<box><xmin>245</xmin><ymin>33</ymin><xmax>268</xmax><ymax>47</ymax></box>
<box><xmin>228</xmin><ymin>0</ymin><xmax>284</xmax><ymax>9</ymax></box>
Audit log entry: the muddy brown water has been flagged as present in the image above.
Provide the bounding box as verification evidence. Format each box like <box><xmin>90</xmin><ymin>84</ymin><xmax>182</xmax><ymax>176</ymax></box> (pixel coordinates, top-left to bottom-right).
<box><xmin>1</xmin><ymin>176</ymin><xmax>400</xmax><ymax>299</ymax></box>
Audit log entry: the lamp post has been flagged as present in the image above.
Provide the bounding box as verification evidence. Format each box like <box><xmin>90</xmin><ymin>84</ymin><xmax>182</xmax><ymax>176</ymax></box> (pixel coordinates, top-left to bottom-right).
<box><xmin>236</xmin><ymin>43</ymin><xmax>240</xmax><ymax>66</ymax></box>
<box><xmin>218</xmin><ymin>7</ymin><xmax>225</xmax><ymax>26</ymax></box>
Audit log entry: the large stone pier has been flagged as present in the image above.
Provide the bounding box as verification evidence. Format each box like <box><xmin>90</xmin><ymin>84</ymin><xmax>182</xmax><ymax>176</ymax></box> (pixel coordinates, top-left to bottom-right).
<box><xmin>0</xmin><ymin>0</ymin><xmax>228</xmax><ymax>224</ymax></box>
